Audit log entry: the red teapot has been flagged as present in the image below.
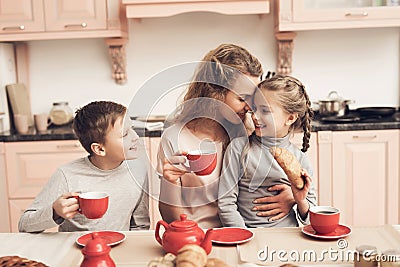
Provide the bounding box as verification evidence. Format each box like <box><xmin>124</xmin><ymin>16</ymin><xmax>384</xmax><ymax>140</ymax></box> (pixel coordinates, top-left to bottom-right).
<box><xmin>80</xmin><ymin>232</ymin><xmax>116</xmax><ymax>267</ymax></box>
<box><xmin>155</xmin><ymin>214</ymin><xmax>214</xmax><ymax>255</ymax></box>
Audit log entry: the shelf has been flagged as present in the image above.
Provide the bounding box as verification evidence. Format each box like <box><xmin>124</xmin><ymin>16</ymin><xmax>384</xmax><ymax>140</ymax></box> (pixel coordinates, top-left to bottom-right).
<box><xmin>123</xmin><ymin>0</ymin><xmax>270</xmax><ymax>18</ymax></box>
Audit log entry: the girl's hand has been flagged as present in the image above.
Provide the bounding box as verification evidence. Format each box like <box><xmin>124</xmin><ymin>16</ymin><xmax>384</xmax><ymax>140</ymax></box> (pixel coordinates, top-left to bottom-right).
<box><xmin>252</xmin><ymin>184</ymin><xmax>295</xmax><ymax>221</ymax></box>
<box><xmin>291</xmin><ymin>169</ymin><xmax>312</xmax><ymax>204</ymax></box>
<box><xmin>52</xmin><ymin>192</ymin><xmax>80</xmax><ymax>220</ymax></box>
<box><xmin>163</xmin><ymin>152</ymin><xmax>189</xmax><ymax>185</ymax></box>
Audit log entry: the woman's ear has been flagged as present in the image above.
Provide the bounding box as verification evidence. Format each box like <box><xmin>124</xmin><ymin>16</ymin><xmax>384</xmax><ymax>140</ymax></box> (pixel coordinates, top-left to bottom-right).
<box><xmin>285</xmin><ymin>113</ymin><xmax>299</xmax><ymax>126</ymax></box>
<box><xmin>91</xmin><ymin>143</ymin><xmax>106</xmax><ymax>156</ymax></box>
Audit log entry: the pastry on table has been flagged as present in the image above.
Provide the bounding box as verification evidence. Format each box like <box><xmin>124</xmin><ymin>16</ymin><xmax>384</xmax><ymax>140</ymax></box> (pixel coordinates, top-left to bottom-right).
<box><xmin>0</xmin><ymin>255</ymin><xmax>48</xmax><ymax>267</ymax></box>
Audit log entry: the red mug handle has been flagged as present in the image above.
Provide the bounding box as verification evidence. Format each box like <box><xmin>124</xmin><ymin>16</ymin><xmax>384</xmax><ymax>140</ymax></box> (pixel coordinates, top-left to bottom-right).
<box><xmin>155</xmin><ymin>220</ymin><xmax>169</xmax><ymax>245</ymax></box>
<box><xmin>71</xmin><ymin>195</ymin><xmax>82</xmax><ymax>213</ymax></box>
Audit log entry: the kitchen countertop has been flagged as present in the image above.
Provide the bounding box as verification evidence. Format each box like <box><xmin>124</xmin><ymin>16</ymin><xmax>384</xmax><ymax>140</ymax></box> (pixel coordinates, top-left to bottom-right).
<box><xmin>0</xmin><ymin>123</ymin><xmax>162</xmax><ymax>142</ymax></box>
<box><xmin>0</xmin><ymin>113</ymin><xmax>399</xmax><ymax>142</ymax></box>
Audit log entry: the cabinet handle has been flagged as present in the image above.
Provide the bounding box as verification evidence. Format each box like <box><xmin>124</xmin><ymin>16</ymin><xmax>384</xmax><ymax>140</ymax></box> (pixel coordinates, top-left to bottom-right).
<box><xmin>56</xmin><ymin>144</ymin><xmax>81</xmax><ymax>149</ymax></box>
<box><xmin>345</xmin><ymin>12</ymin><xmax>368</xmax><ymax>17</ymax></box>
<box><xmin>352</xmin><ymin>134</ymin><xmax>377</xmax><ymax>139</ymax></box>
<box><xmin>2</xmin><ymin>25</ymin><xmax>25</xmax><ymax>31</ymax></box>
<box><xmin>64</xmin><ymin>23</ymin><xmax>87</xmax><ymax>29</ymax></box>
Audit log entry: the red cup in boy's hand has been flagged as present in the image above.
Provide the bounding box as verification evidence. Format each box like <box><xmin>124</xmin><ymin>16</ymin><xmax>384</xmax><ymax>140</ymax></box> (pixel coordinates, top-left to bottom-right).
<box><xmin>73</xmin><ymin>192</ymin><xmax>109</xmax><ymax>219</ymax></box>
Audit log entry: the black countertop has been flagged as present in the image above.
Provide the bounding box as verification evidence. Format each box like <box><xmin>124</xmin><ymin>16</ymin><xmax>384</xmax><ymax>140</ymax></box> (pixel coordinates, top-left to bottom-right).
<box><xmin>0</xmin><ymin>123</ymin><xmax>162</xmax><ymax>142</ymax></box>
<box><xmin>1</xmin><ymin>112</ymin><xmax>399</xmax><ymax>142</ymax></box>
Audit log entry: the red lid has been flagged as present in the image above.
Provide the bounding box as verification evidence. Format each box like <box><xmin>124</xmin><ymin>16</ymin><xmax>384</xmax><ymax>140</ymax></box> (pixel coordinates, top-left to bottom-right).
<box><xmin>82</xmin><ymin>232</ymin><xmax>110</xmax><ymax>256</ymax></box>
<box><xmin>170</xmin><ymin>214</ymin><xmax>197</xmax><ymax>229</ymax></box>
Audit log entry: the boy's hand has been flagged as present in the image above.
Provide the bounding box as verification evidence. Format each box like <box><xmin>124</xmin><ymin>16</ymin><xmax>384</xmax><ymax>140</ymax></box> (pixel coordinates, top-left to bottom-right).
<box><xmin>252</xmin><ymin>184</ymin><xmax>296</xmax><ymax>221</ymax></box>
<box><xmin>162</xmin><ymin>152</ymin><xmax>189</xmax><ymax>185</ymax></box>
<box><xmin>52</xmin><ymin>192</ymin><xmax>80</xmax><ymax>219</ymax></box>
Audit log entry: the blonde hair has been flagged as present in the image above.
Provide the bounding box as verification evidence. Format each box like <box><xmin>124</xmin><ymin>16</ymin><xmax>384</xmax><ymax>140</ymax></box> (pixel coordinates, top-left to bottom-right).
<box><xmin>258</xmin><ymin>75</ymin><xmax>313</xmax><ymax>152</ymax></box>
<box><xmin>174</xmin><ymin>44</ymin><xmax>263</xmax><ymax>144</ymax></box>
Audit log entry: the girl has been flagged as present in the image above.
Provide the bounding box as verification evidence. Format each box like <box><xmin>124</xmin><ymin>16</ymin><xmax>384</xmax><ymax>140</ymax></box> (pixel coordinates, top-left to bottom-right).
<box><xmin>218</xmin><ymin>75</ymin><xmax>317</xmax><ymax>228</ymax></box>
<box><xmin>158</xmin><ymin>44</ymin><xmax>296</xmax><ymax>228</ymax></box>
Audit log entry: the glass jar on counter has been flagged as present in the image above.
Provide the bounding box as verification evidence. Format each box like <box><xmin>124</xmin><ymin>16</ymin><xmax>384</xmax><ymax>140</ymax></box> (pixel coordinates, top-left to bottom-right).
<box><xmin>49</xmin><ymin>102</ymin><xmax>74</xmax><ymax>126</ymax></box>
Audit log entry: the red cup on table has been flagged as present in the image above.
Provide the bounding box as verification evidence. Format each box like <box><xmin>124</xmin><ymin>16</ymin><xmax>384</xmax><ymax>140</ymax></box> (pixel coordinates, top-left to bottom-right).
<box><xmin>309</xmin><ymin>206</ymin><xmax>340</xmax><ymax>235</ymax></box>
<box><xmin>73</xmin><ymin>192</ymin><xmax>109</xmax><ymax>219</ymax></box>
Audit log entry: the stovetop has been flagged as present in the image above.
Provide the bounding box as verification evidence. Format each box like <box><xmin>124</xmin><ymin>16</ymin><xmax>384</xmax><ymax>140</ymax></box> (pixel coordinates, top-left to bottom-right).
<box><xmin>315</xmin><ymin>109</ymin><xmax>400</xmax><ymax>124</ymax></box>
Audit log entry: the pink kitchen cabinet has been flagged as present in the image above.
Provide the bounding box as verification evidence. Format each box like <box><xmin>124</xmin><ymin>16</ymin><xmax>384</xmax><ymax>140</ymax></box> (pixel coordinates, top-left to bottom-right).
<box><xmin>123</xmin><ymin>0</ymin><xmax>270</xmax><ymax>18</ymax></box>
<box><xmin>318</xmin><ymin>129</ymin><xmax>399</xmax><ymax>226</ymax></box>
<box><xmin>277</xmin><ymin>0</ymin><xmax>400</xmax><ymax>31</ymax></box>
<box><xmin>146</xmin><ymin>137</ymin><xmax>162</xmax><ymax>230</ymax></box>
<box><xmin>4</xmin><ymin>140</ymin><xmax>87</xmax><ymax>232</ymax></box>
<box><xmin>0</xmin><ymin>0</ymin><xmax>127</xmax><ymax>41</ymax></box>
<box><xmin>0</xmin><ymin>143</ymin><xmax>10</xmax><ymax>232</ymax></box>
<box><xmin>43</xmin><ymin>0</ymin><xmax>107</xmax><ymax>32</ymax></box>
<box><xmin>0</xmin><ymin>0</ymin><xmax>45</xmax><ymax>34</ymax></box>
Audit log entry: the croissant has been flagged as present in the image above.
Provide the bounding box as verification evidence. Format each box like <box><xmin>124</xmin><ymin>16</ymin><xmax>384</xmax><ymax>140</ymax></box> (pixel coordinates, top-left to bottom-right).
<box><xmin>175</xmin><ymin>244</ymin><xmax>207</xmax><ymax>267</ymax></box>
<box><xmin>270</xmin><ymin>147</ymin><xmax>304</xmax><ymax>190</ymax></box>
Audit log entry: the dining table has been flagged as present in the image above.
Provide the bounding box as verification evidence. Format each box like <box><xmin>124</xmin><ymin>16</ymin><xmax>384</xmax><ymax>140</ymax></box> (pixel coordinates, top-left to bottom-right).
<box><xmin>0</xmin><ymin>225</ymin><xmax>399</xmax><ymax>267</ymax></box>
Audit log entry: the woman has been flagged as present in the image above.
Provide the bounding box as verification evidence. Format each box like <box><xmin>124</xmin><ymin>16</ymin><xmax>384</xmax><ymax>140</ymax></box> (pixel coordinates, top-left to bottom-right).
<box><xmin>157</xmin><ymin>44</ymin><xmax>295</xmax><ymax>228</ymax></box>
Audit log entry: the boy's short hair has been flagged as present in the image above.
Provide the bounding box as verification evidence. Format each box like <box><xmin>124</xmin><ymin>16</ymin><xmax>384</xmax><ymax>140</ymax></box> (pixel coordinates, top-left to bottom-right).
<box><xmin>73</xmin><ymin>101</ymin><xmax>127</xmax><ymax>154</ymax></box>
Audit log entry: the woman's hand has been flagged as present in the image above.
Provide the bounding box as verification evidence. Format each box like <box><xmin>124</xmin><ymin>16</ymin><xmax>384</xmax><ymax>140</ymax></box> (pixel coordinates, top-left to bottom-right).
<box><xmin>52</xmin><ymin>192</ymin><xmax>80</xmax><ymax>220</ymax></box>
<box><xmin>252</xmin><ymin>184</ymin><xmax>296</xmax><ymax>221</ymax></box>
<box><xmin>162</xmin><ymin>152</ymin><xmax>189</xmax><ymax>185</ymax></box>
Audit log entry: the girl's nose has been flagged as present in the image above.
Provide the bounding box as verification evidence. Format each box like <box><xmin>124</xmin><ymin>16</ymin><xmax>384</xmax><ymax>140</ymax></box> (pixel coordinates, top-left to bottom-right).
<box><xmin>252</xmin><ymin>110</ymin><xmax>260</xmax><ymax>121</ymax></box>
<box><xmin>244</xmin><ymin>103</ymin><xmax>251</xmax><ymax>112</ymax></box>
<box><xmin>131</xmin><ymin>128</ymin><xmax>139</xmax><ymax>140</ymax></box>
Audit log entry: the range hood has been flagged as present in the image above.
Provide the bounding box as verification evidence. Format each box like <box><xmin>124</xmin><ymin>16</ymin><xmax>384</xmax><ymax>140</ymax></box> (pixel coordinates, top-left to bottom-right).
<box><xmin>122</xmin><ymin>0</ymin><xmax>270</xmax><ymax>18</ymax></box>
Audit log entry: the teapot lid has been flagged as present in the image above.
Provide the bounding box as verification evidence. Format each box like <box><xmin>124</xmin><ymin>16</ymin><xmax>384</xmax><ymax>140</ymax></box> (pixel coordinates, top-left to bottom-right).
<box><xmin>170</xmin><ymin>214</ymin><xmax>197</xmax><ymax>229</ymax></box>
<box><xmin>82</xmin><ymin>232</ymin><xmax>111</xmax><ymax>256</ymax></box>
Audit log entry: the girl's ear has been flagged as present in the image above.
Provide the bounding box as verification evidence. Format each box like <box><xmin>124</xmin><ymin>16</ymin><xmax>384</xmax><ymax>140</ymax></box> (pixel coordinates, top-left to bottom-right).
<box><xmin>91</xmin><ymin>143</ymin><xmax>106</xmax><ymax>156</ymax></box>
<box><xmin>285</xmin><ymin>113</ymin><xmax>299</xmax><ymax>126</ymax></box>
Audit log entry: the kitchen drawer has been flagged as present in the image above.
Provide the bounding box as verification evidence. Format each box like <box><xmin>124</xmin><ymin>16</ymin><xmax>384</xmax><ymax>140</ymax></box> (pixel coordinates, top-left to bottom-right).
<box><xmin>5</xmin><ymin>140</ymin><xmax>87</xmax><ymax>198</ymax></box>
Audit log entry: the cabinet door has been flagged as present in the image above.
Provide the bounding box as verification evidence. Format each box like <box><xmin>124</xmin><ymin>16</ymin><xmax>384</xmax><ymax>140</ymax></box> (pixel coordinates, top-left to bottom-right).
<box><xmin>43</xmin><ymin>0</ymin><xmax>107</xmax><ymax>31</ymax></box>
<box><xmin>0</xmin><ymin>0</ymin><xmax>45</xmax><ymax>34</ymax></box>
<box><xmin>146</xmin><ymin>137</ymin><xmax>162</xmax><ymax>230</ymax></box>
<box><xmin>331</xmin><ymin>130</ymin><xmax>399</xmax><ymax>226</ymax></box>
<box><xmin>5</xmin><ymin>140</ymin><xmax>87</xmax><ymax>198</ymax></box>
<box><xmin>9</xmin><ymin>199</ymin><xmax>58</xmax><ymax>232</ymax></box>
<box><xmin>0</xmin><ymin>143</ymin><xmax>10</xmax><ymax>232</ymax></box>
<box><xmin>293</xmin><ymin>0</ymin><xmax>400</xmax><ymax>22</ymax></box>
<box><xmin>278</xmin><ymin>0</ymin><xmax>400</xmax><ymax>31</ymax></box>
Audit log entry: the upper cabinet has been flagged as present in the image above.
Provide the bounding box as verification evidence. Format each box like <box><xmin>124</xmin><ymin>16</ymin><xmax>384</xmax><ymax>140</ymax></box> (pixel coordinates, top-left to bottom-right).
<box><xmin>276</xmin><ymin>0</ymin><xmax>400</xmax><ymax>31</ymax></box>
<box><xmin>0</xmin><ymin>0</ymin><xmax>45</xmax><ymax>34</ymax></box>
<box><xmin>122</xmin><ymin>0</ymin><xmax>270</xmax><ymax>18</ymax></box>
<box><xmin>0</xmin><ymin>0</ymin><xmax>127</xmax><ymax>41</ymax></box>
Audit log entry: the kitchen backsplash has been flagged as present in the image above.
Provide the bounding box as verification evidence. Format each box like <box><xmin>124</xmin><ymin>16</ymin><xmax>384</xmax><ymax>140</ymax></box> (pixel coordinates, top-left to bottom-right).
<box><xmin>11</xmin><ymin>12</ymin><xmax>400</xmax><ymax>116</ymax></box>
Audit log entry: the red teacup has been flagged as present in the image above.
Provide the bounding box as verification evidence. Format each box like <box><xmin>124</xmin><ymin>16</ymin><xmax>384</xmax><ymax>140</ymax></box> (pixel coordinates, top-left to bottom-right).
<box><xmin>185</xmin><ymin>150</ymin><xmax>217</xmax><ymax>176</ymax></box>
<box><xmin>309</xmin><ymin>206</ymin><xmax>340</xmax><ymax>235</ymax></box>
<box><xmin>74</xmin><ymin>192</ymin><xmax>109</xmax><ymax>219</ymax></box>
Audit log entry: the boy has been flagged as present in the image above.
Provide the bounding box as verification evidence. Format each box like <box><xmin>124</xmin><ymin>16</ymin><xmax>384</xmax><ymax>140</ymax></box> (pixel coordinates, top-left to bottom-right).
<box><xmin>19</xmin><ymin>101</ymin><xmax>150</xmax><ymax>232</ymax></box>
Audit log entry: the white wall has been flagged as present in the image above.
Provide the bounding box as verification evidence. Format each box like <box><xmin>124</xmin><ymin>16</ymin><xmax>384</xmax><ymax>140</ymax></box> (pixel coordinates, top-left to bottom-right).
<box><xmin>28</xmin><ymin>11</ymin><xmax>400</xmax><ymax>116</ymax></box>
